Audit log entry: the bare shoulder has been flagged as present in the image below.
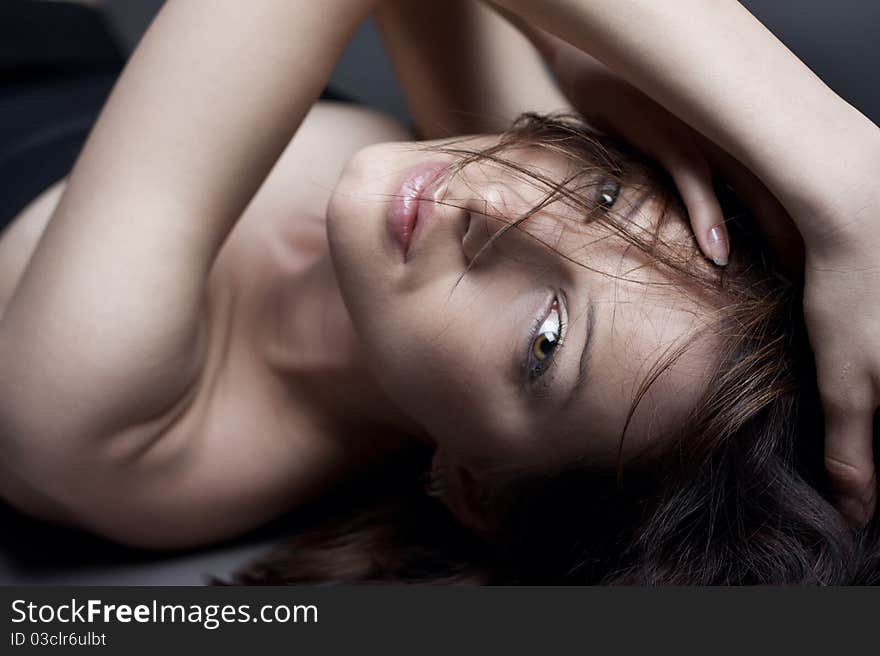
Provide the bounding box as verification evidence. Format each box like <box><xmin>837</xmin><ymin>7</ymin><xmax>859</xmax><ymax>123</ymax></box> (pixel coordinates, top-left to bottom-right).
<box><xmin>0</xmin><ymin>101</ymin><xmax>412</xmax><ymax>547</ymax></box>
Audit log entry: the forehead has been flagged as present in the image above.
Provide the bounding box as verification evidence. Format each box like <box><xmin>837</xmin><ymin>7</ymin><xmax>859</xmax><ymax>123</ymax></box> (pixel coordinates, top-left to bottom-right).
<box><xmin>570</xmin><ymin>248</ymin><xmax>719</xmax><ymax>465</ymax></box>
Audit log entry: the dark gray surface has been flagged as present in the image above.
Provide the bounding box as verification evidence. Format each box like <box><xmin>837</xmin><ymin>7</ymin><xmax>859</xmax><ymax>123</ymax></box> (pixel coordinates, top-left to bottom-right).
<box><xmin>0</xmin><ymin>502</ymin><xmax>280</xmax><ymax>585</ymax></box>
<box><xmin>3</xmin><ymin>1</ymin><xmax>879</xmax><ymax>585</ymax></box>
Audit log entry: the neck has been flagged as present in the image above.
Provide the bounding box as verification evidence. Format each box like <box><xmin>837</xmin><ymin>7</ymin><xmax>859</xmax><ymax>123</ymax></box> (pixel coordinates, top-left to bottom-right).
<box><xmin>257</xmin><ymin>254</ymin><xmax>429</xmax><ymax>451</ymax></box>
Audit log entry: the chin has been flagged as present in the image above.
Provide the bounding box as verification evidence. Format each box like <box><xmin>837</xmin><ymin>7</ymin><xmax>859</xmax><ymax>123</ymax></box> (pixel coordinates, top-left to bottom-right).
<box><xmin>327</xmin><ymin>141</ymin><xmax>407</xmax><ymax>254</ymax></box>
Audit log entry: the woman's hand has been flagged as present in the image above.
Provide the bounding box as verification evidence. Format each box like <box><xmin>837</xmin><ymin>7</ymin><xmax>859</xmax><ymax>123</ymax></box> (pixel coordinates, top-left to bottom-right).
<box><xmin>566</xmin><ymin>64</ymin><xmax>808</xmax><ymax>272</ymax></box>
<box><xmin>497</xmin><ymin>11</ymin><xmax>803</xmax><ymax>272</ymax></box>
<box><xmin>572</xmin><ymin>65</ymin><xmax>732</xmax><ymax>266</ymax></box>
<box><xmin>801</xmin><ymin>183</ymin><xmax>880</xmax><ymax>527</ymax></box>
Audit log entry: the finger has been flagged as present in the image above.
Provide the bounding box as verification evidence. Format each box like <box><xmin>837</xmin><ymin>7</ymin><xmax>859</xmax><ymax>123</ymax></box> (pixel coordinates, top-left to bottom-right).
<box><xmin>824</xmin><ymin>408</ymin><xmax>877</xmax><ymax>527</ymax></box>
<box><xmin>707</xmin><ymin>145</ymin><xmax>805</xmax><ymax>276</ymax></box>
<box><xmin>664</xmin><ymin>154</ymin><xmax>728</xmax><ymax>266</ymax></box>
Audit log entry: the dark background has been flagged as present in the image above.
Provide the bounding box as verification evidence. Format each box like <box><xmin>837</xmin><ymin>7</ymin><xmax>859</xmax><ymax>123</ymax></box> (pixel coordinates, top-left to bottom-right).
<box><xmin>1</xmin><ymin>0</ymin><xmax>878</xmax><ymax>585</ymax></box>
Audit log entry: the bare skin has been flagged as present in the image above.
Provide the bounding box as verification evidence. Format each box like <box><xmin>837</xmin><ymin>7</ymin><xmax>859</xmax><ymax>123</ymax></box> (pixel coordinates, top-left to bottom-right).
<box><xmin>0</xmin><ymin>51</ymin><xmax>715</xmax><ymax>552</ymax></box>
<box><xmin>0</xmin><ymin>0</ymin><xmax>574</xmax><ymax>548</ymax></box>
<box><xmin>1</xmin><ymin>0</ymin><xmax>876</xmax><ymax>550</ymax></box>
<box><xmin>0</xmin><ymin>113</ymin><xmax>719</xmax><ymax>546</ymax></box>
<box><xmin>0</xmin><ymin>102</ymin><xmax>419</xmax><ymax>542</ymax></box>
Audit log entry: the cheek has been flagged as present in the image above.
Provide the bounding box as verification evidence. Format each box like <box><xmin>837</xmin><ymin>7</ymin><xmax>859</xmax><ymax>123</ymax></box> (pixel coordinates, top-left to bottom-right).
<box><xmin>363</xmin><ymin>288</ymin><xmax>537</xmax><ymax>463</ymax></box>
<box><xmin>367</xmin><ymin>305</ymin><xmax>490</xmax><ymax>420</ymax></box>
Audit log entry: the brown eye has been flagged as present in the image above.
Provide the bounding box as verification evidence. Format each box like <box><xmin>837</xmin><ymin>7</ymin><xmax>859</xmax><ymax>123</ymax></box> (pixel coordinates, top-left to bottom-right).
<box><xmin>527</xmin><ymin>300</ymin><xmax>563</xmax><ymax>382</ymax></box>
<box><xmin>532</xmin><ymin>332</ymin><xmax>559</xmax><ymax>361</ymax></box>
<box><xmin>598</xmin><ymin>180</ymin><xmax>620</xmax><ymax>209</ymax></box>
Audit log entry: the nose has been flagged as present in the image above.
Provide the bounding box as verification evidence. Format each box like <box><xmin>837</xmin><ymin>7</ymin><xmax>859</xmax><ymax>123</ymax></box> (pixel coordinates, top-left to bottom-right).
<box><xmin>408</xmin><ymin>176</ymin><xmax>474</xmax><ymax>267</ymax></box>
<box><xmin>463</xmin><ymin>202</ymin><xmax>589</xmax><ymax>273</ymax></box>
<box><xmin>460</xmin><ymin>184</ymin><xmax>516</xmax><ymax>265</ymax></box>
<box><xmin>461</xmin><ymin>209</ymin><xmax>492</xmax><ymax>265</ymax></box>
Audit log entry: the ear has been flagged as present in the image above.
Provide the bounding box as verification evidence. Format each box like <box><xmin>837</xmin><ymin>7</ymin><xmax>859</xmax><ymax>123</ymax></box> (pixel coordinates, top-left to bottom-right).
<box><xmin>430</xmin><ymin>448</ymin><xmax>492</xmax><ymax>537</ymax></box>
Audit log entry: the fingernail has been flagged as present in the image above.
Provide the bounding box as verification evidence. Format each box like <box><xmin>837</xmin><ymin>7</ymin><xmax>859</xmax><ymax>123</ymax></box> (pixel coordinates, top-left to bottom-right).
<box><xmin>707</xmin><ymin>225</ymin><xmax>729</xmax><ymax>266</ymax></box>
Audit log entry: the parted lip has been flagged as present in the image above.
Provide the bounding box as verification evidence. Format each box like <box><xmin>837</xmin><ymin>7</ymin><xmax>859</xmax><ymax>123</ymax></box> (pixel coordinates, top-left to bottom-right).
<box><xmin>387</xmin><ymin>161</ymin><xmax>449</xmax><ymax>262</ymax></box>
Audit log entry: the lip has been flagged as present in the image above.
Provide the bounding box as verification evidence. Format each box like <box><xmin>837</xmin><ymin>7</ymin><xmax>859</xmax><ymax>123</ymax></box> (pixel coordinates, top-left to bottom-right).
<box><xmin>387</xmin><ymin>161</ymin><xmax>449</xmax><ymax>261</ymax></box>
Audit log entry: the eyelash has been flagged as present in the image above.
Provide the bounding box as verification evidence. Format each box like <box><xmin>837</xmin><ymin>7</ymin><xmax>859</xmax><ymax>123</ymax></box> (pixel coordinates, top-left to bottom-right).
<box><xmin>525</xmin><ymin>294</ymin><xmax>566</xmax><ymax>386</ymax></box>
<box><xmin>598</xmin><ymin>179</ymin><xmax>620</xmax><ymax>210</ymax></box>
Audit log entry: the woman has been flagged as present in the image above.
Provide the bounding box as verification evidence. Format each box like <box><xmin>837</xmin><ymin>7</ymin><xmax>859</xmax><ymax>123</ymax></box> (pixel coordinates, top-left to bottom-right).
<box><xmin>0</xmin><ymin>0</ymin><xmax>878</xmax><ymax>583</ymax></box>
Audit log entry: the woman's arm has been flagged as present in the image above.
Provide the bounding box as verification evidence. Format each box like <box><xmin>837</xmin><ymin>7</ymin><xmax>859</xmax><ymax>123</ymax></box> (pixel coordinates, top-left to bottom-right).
<box><xmin>0</xmin><ymin>0</ymin><xmax>373</xmax><ymax>446</ymax></box>
<box><xmin>374</xmin><ymin>0</ymin><xmax>571</xmax><ymax>138</ymax></box>
<box><xmin>0</xmin><ymin>1</ymin><xmax>381</xmax><ymax>547</ymax></box>
<box><xmin>495</xmin><ymin>0</ymin><xmax>880</xmax><ymax>524</ymax></box>
<box><xmin>492</xmin><ymin>0</ymin><xmax>880</xmax><ymax>237</ymax></box>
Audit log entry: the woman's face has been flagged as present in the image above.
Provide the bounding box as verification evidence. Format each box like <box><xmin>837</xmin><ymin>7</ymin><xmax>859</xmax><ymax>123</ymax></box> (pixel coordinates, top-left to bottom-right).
<box><xmin>327</xmin><ymin>137</ymin><xmax>718</xmax><ymax>472</ymax></box>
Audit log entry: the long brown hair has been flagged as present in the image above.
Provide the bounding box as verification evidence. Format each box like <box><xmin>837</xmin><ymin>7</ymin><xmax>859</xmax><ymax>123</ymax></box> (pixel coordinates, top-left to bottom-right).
<box><xmin>218</xmin><ymin>113</ymin><xmax>876</xmax><ymax>585</ymax></box>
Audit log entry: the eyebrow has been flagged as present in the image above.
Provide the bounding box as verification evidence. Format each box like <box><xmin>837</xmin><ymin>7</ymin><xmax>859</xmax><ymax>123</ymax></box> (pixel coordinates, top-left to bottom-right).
<box><xmin>564</xmin><ymin>298</ymin><xmax>596</xmax><ymax>409</ymax></box>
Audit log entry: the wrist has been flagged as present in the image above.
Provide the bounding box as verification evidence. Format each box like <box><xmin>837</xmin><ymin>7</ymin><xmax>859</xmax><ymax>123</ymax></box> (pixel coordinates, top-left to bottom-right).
<box><xmin>797</xmin><ymin>111</ymin><xmax>880</xmax><ymax>257</ymax></box>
